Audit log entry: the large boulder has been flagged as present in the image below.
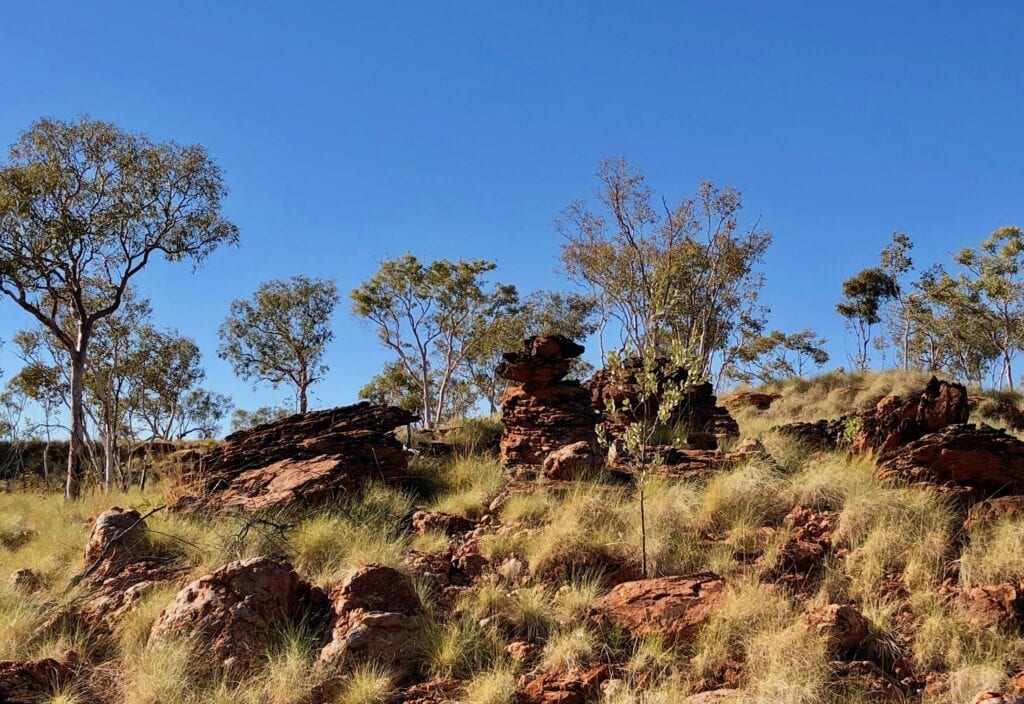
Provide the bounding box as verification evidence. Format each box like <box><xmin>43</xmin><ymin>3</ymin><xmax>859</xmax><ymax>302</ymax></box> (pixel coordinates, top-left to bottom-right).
<box><xmin>319</xmin><ymin>564</ymin><xmax>422</xmax><ymax>673</ymax></box>
<box><xmin>542</xmin><ymin>441</ymin><xmax>599</xmax><ymax>480</ymax></box>
<box><xmin>595</xmin><ymin>573</ymin><xmax>726</xmax><ymax>645</ymax></box>
<box><xmin>875</xmin><ymin>424</ymin><xmax>1024</xmax><ymax>495</ymax></box>
<box><xmin>771</xmin><ymin>418</ymin><xmax>849</xmax><ymax>451</ymax></box>
<box><xmin>170</xmin><ymin>402</ymin><xmax>417</xmax><ymax>513</ymax></box>
<box><xmin>964</xmin><ymin>495</ymin><xmax>1024</xmax><ymax>533</ymax></box>
<box><xmin>804</xmin><ymin>604</ymin><xmax>869</xmax><ymax>657</ymax></box>
<box><xmin>852</xmin><ymin>377</ymin><xmax>969</xmax><ymax>456</ymax></box>
<box><xmin>83</xmin><ymin>507</ymin><xmax>150</xmax><ymax>577</ymax></box>
<box><xmin>723</xmin><ymin>391</ymin><xmax>781</xmax><ymax>412</ymax></box>
<box><xmin>498</xmin><ymin>336</ymin><xmax>599</xmax><ymax>469</ymax></box>
<box><xmin>150</xmin><ymin>557</ymin><xmax>328</xmax><ymax>674</ymax></box>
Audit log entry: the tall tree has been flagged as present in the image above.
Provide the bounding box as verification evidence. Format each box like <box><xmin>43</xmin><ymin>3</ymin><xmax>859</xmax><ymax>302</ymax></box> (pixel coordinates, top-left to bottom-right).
<box><xmin>725</xmin><ymin>328</ymin><xmax>830</xmax><ymax>384</ymax></box>
<box><xmin>352</xmin><ymin>254</ymin><xmax>519</xmax><ymax>429</ymax></box>
<box><xmin>836</xmin><ymin>267</ymin><xmax>899</xmax><ymax>371</ymax></box>
<box><xmin>0</xmin><ymin>117</ymin><xmax>238</xmax><ymax>498</ymax></box>
<box><xmin>218</xmin><ymin>275</ymin><xmax>339</xmax><ymax>414</ymax></box>
<box><xmin>557</xmin><ymin>157</ymin><xmax>771</xmax><ymax>375</ymax></box>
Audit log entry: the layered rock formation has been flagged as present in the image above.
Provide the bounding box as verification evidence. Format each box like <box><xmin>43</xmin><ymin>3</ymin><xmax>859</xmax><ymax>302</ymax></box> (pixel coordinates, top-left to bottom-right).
<box><xmin>171</xmin><ymin>402</ymin><xmax>417</xmax><ymax>512</ymax></box>
<box><xmin>498</xmin><ymin>336</ymin><xmax>599</xmax><ymax>469</ymax></box>
<box><xmin>595</xmin><ymin>573</ymin><xmax>726</xmax><ymax>645</ymax></box>
<box><xmin>723</xmin><ymin>391</ymin><xmax>782</xmax><ymax>412</ymax></box>
<box><xmin>852</xmin><ymin>377</ymin><xmax>969</xmax><ymax>456</ymax></box>
<box><xmin>586</xmin><ymin>357</ymin><xmax>739</xmax><ymax>443</ymax></box>
<box><xmin>875</xmin><ymin>423</ymin><xmax>1024</xmax><ymax>495</ymax></box>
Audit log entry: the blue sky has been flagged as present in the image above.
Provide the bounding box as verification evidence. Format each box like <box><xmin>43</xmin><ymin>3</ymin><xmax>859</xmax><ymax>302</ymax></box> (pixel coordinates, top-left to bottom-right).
<box><xmin>1</xmin><ymin>1</ymin><xmax>1023</xmax><ymax>415</ymax></box>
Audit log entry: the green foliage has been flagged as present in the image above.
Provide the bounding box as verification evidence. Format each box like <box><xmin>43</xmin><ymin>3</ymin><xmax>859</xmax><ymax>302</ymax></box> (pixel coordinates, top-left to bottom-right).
<box><xmin>351</xmin><ymin>254</ymin><xmax>519</xmax><ymax>428</ymax></box>
<box><xmin>219</xmin><ymin>275</ymin><xmax>339</xmax><ymax>414</ymax></box>
<box><xmin>836</xmin><ymin>266</ymin><xmax>899</xmax><ymax>371</ymax></box>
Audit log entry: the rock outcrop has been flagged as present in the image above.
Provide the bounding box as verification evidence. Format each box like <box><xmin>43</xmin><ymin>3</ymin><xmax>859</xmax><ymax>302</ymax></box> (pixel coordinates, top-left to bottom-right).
<box><xmin>595</xmin><ymin>573</ymin><xmax>726</xmax><ymax>645</ymax></box>
<box><xmin>964</xmin><ymin>495</ymin><xmax>1024</xmax><ymax>533</ymax></box>
<box><xmin>852</xmin><ymin>377</ymin><xmax>969</xmax><ymax>456</ymax></box>
<box><xmin>498</xmin><ymin>336</ymin><xmax>599</xmax><ymax>469</ymax></box>
<box><xmin>586</xmin><ymin>357</ymin><xmax>739</xmax><ymax>443</ymax></box>
<box><xmin>958</xmin><ymin>583</ymin><xmax>1024</xmax><ymax>630</ymax></box>
<box><xmin>875</xmin><ymin>424</ymin><xmax>1024</xmax><ymax>495</ymax></box>
<box><xmin>170</xmin><ymin>402</ymin><xmax>417</xmax><ymax>513</ymax></box>
<box><xmin>83</xmin><ymin>506</ymin><xmax>150</xmax><ymax>577</ymax></box>
<box><xmin>771</xmin><ymin>419</ymin><xmax>849</xmax><ymax>450</ymax></box>
<box><xmin>723</xmin><ymin>391</ymin><xmax>781</xmax><ymax>412</ymax></box>
<box><xmin>0</xmin><ymin>653</ymin><xmax>78</xmax><ymax>703</ymax></box>
<box><xmin>542</xmin><ymin>440</ymin><xmax>600</xmax><ymax>480</ymax></box>
<box><xmin>320</xmin><ymin>564</ymin><xmax>421</xmax><ymax>674</ymax></box>
<box><xmin>150</xmin><ymin>557</ymin><xmax>328</xmax><ymax>674</ymax></box>
<box><xmin>804</xmin><ymin>604</ymin><xmax>868</xmax><ymax>657</ymax></box>
<box><xmin>519</xmin><ymin>664</ymin><xmax>610</xmax><ymax>704</ymax></box>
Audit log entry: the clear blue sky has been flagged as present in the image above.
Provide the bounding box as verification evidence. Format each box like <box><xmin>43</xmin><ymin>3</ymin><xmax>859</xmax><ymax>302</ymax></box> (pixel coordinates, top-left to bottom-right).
<box><xmin>1</xmin><ymin>1</ymin><xmax>1022</xmax><ymax>415</ymax></box>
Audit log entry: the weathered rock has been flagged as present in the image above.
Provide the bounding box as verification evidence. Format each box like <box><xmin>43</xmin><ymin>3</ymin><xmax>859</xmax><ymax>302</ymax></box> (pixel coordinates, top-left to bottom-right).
<box><xmin>150</xmin><ymin>557</ymin><xmax>328</xmax><ymax>674</ymax></box>
<box><xmin>687</xmin><ymin>431</ymin><xmax>718</xmax><ymax>450</ymax></box>
<box><xmin>505</xmin><ymin>640</ymin><xmax>538</xmax><ymax>663</ymax></box>
<box><xmin>805</xmin><ymin>604</ymin><xmax>869</xmax><ymax>657</ymax></box>
<box><xmin>595</xmin><ymin>573</ymin><xmax>726</xmax><ymax>645</ymax></box>
<box><xmin>964</xmin><ymin>495</ymin><xmax>1024</xmax><ymax>533</ymax></box>
<box><xmin>586</xmin><ymin>357</ymin><xmax>739</xmax><ymax>442</ymax></box>
<box><xmin>723</xmin><ymin>391</ymin><xmax>781</xmax><ymax>412</ymax></box>
<box><xmin>876</xmin><ymin>423</ymin><xmax>1024</xmax><ymax>495</ymax></box>
<box><xmin>519</xmin><ymin>663</ymin><xmax>610</xmax><ymax>704</ymax></box>
<box><xmin>394</xmin><ymin>678</ymin><xmax>461</xmax><ymax>704</ymax></box>
<box><xmin>170</xmin><ymin>402</ymin><xmax>417</xmax><ymax>513</ymax></box>
<box><xmin>771</xmin><ymin>419</ymin><xmax>848</xmax><ymax>450</ymax></box>
<box><xmin>610</xmin><ymin>438</ymin><xmax>769</xmax><ymax>480</ymax></box>
<box><xmin>764</xmin><ymin>506</ymin><xmax>836</xmax><ymax>591</ymax></box>
<box><xmin>830</xmin><ymin>660</ymin><xmax>902</xmax><ymax>702</ymax></box>
<box><xmin>0</xmin><ymin>653</ymin><xmax>78</xmax><ymax>702</ymax></box>
<box><xmin>852</xmin><ymin>377</ymin><xmax>969</xmax><ymax>456</ymax></box>
<box><xmin>320</xmin><ymin>564</ymin><xmax>421</xmax><ymax>673</ymax></box>
<box><xmin>958</xmin><ymin>583</ymin><xmax>1024</xmax><ymax>630</ymax></box>
<box><xmin>976</xmin><ymin>397</ymin><xmax>1024</xmax><ymax>431</ymax></box>
<box><xmin>499</xmin><ymin>336</ymin><xmax>599</xmax><ymax>469</ymax></box>
<box><xmin>542</xmin><ymin>441</ymin><xmax>599</xmax><ymax>480</ymax></box>
<box><xmin>410</xmin><ymin>510</ymin><xmax>473</xmax><ymax>537</ymax></box>
<box><xmin>84</xmin><ymin>507</ymin><xmax>150</xmax><ymax>577</ymax></box>
<box><xmin>496</xmin><ymin>334</ymin><xmax>584</xmax><ymax>386</ymax></box>
<box><xmin>8</xmin><ymin>568</ymin><xmax>42</xmax><ymax>593</ymax></box>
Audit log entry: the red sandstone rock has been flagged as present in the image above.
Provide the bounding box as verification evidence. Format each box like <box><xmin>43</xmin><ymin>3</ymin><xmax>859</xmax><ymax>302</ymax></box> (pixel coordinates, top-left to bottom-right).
<box><xmin>964</xmin><ymin>495</ymin><xmax>1024</xmax><ymax>533</ymax></box>
<box><xmin>499</xmin><ymin>337</ymin><xmax>598</xmax><ymax>469</ymax></box>
<box><xmin>84</xmin><ymin>507</ymin><xmax>150</xmax><ymax>577</ymax></box>
<box><xmin>411</xmin><ymin>510</ymin><xmax>473</xmax><ymax>537</ymax></box>
<box><xmin>771</xmin><ymin>418</ymin><xmax>849</xmax><ymax>450</ymax></box>
<box><xmin>150</xmin><ymin>557</ymin><xmax>328</xmax><ymax>673</ymax></box>
<box><xmin>170</xmin><ymin>402</ymin><xmax>416</xmax><ymax>513</ymax></box>
<box><xmin>8</xmin><ymin>568</ymin><xmax>42</xmax><ymax>593</ymax></box>
<box><xmin>0</xmin><ymin>653</ymin><xmax>78</xmax><ymax>702</ymax></box>
<box><xmin>875</xmin><ymin>423</ymin><xmax>1024</xmax><ymax>494</ymax></box>
<box><xmin>723</xmin><ymin>391</ymin><xmax>782</xmax><ymax>412</ymax></box>
<box><xmin>320</xmin><ymin>564</ymin><xmax>421</xmax><ymax>673</ymax></box>
<box><xmin>830</xmin><ymin>661</ymin><xmax>903</xmax><ymax>702</ymax></box>
<box><xmin>519</xmin><ymin>663</ymin><xmax>610</xmax><ymax>704</ymax></box>
<box><xmin>542</xmin><ymin>441</ymin><xmax>599</xmax><ymax>480</ymax></box>
<box><xmin>595</xmin><ymin>573</ymin><xmax>726</xmax><ymax>645</ymax></box>
<box><xmin>805</xmin><ymin>604</ymin><xmax>869</xmax><ymax>657</ymax></box>
<box><xmin>958</xmin><ymin>583</ymin><xmax>1024</xmax><ymax>630</ymax></box>
<box><xmin>852</xmin><ymin>377</ymin><xmax>969</xmax><ymax>456</ymax></box>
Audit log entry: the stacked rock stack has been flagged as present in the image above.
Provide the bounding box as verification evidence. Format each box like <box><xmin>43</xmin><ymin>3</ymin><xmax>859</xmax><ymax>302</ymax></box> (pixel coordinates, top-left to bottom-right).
<box><xmin>497</xmin><ymin>335</ymin><xmax>599</xmax><ymax>469</ymax></box>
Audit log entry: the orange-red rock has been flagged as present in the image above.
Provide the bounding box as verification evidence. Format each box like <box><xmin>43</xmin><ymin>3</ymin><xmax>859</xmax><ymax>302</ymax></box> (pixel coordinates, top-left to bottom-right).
<box><xmin>595</xmin><ymin>573</ymin><xmax>726</xmax><ymax>645</ymax></box>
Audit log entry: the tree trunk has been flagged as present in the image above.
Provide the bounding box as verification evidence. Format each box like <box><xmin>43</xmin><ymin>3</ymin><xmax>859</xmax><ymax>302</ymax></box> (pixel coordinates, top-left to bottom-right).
<box><xmin>299</xmin><ymin>385</ymin><xmax>308</xmax><ymax>414</ymax></box>
<box><xmin>42</xmin><ymin>440</ymin><xmax>50</xmax><ymax>482</ymax></box>
<box><xmin>102</xmin><ymin>425</ymin><xmax>115</xmax><ymax>493</ymax></box>
<box><xmin>66</xmin><ymin>348</ymin><xmax>86</xmax><ymax>500</ymax></box>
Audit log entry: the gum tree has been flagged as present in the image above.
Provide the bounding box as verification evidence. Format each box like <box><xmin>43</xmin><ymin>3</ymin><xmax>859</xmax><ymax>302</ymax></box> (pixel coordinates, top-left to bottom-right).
<box><xmin>218</xmin><ymin>275</ymin><xmax>339</xmax><ymax>414</ymax></box>
<box><xmin>0</xmin><ymin>117</ymin><xmax>238</xmax><ymax>498</ymax></box>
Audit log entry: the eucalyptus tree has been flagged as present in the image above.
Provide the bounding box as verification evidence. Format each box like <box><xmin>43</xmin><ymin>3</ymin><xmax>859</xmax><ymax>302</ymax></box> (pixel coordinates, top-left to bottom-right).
<box><xmin>352</xmin><ymin>255</ymin><xmax>519</xmax><ymax>429</ymax></box>
<box><xmin>218</xmin><ymin>275</ymin><xmax>339</xmax><ymax>414</ymax></box>
<box><xmin>557</xmin><ymin>157</ymin><xmax>771</xmax><ymax>375</ymax></box>
<box><xmin>836</xmin><ymin>267</ymin><xmax>899</xmax><ymax>371</ymax></box>
<box><xmin>0</xmin><ymin>117</ymin><xmax>238</xmax><ymax>498</ymax></box>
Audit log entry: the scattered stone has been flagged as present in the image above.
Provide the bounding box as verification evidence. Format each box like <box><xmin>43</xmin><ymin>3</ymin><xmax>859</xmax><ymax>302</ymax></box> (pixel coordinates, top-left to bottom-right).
<box><xmin>498</xmin><ymin>336</ymin><xmax>599</xmax><ymax>469</ymax></box>
<box><xmin>320</xmin><ymin>564</ymin><xmax>421</xmax><ymax>674</ymax></box>
<box><xmin>723</xmin><ymin>392</ymin><xmax>781</xmax><ymax>412</ymax></box>
<box><xmin>830</xmin><ymin>660</ymin><xmax>903</xmax><ymax>702</ymax></box>
<box><xmin>876</xmin><ymin>423</ymin><xmax>1024</xmax><ymax>495</ymax></box>
<box><xmin>170</xmin><ymin>402</ymin><xmax>417</xmax><ymax>513</ymax></box>
<box><xmin>964</xmin><ymin>495</ymin><xmax>1024</xmax><ymax>533</ymax></box>
<box><xmin>595</xmin><ymin>573</ymin><xmax>726</xmax><ymax>645</ymax></box>
<box><xmin>8</xmin><ymin>568</ymin><xmax>42</xmax><ymax>593</ymax></box>
<box><xmin>771</xmin><ymin>418</ymin><xmax>849</xmax><ymax>450</ymax></box>
<box><xmin>83</xmin><ymin>507</ymin><xmax>150</xmax><ymax>577</ymax></box>
<box><xmin>542</xmin><ymin>441</ymin><xmax>599</xmax><ymax>480</ymax></box>
<box><xmin>394</xmin><ymin>678</ymin><xmax>461</xmax><ymax>704</ymax></box>
<box><xmin>505</xmin><ymin>640</ymin><xmax>538</xmax><ymax>663</ymax></box>
<box><xmin>763</xmin><ymin>505</ymin><xmax>836</xmax><ymax>591</ymax></box>
<box><xmin>410</xmin><ymin>510</ymin><xmax>473</xmax><ymax>537</ymax></box>
<box><xmin>805</xmin><ymin>604</ymin><xmax>869</xmax><ymax>657</ymax></box>
<box><xmin>852</xmin><ymin>377</ymin><xmax>970</xmax><ymax>456</ymax></box>
<box><xmin>0</xmin><ymin>653</ymin><xmax>78</xmax><ymax>703</ymax></box>
<box><xmin>519</xmin><ymin>663</ymin><xmax>610</xmax><ymax>704</ymax></box>
<box><xmin>957</xmin><ymin>583</ymin><xmax>1024</xmax><ymax>630</ymax></box>
<box><xmin>150</xmin><ymin>557</ymin><xmax>328</xmax><ymax>674</ymax></box>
